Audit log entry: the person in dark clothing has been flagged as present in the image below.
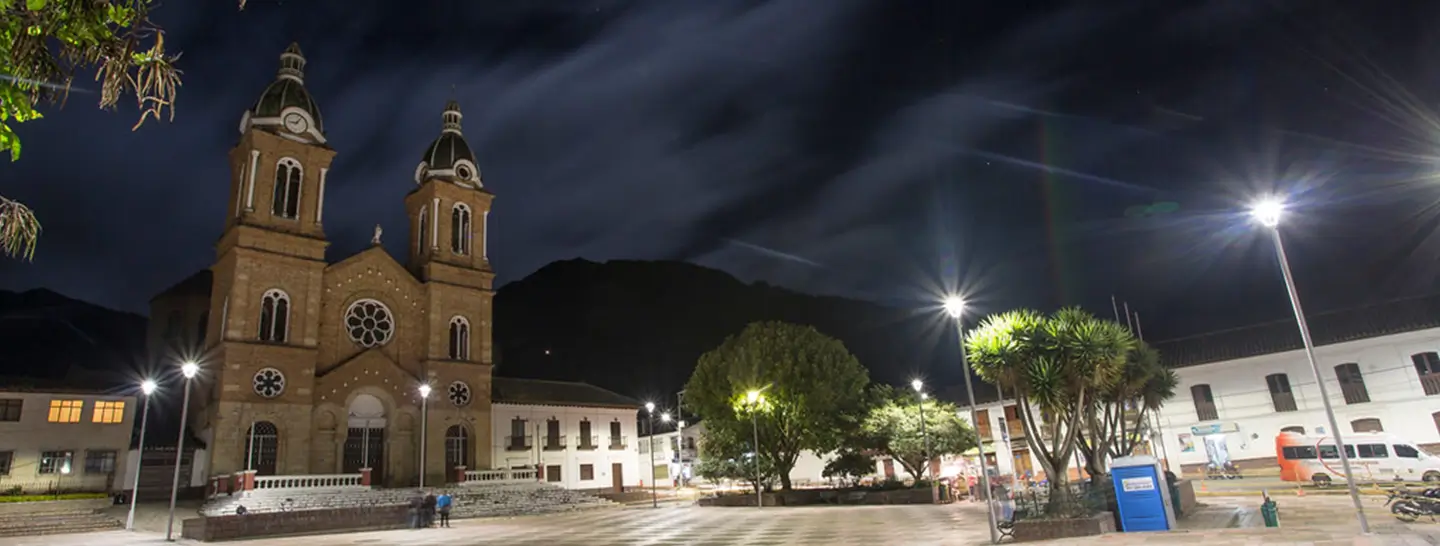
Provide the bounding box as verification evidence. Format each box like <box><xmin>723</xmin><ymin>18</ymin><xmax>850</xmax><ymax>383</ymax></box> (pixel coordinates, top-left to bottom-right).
<box><xmin>408</xmin><ymin>491</ymin><xmax>425</xmax><ymax>529</ymax></box>
<box><xmin>422</xmin><ymin>491</ymin><xmax>438</xmax><ymax>527</ymax></box>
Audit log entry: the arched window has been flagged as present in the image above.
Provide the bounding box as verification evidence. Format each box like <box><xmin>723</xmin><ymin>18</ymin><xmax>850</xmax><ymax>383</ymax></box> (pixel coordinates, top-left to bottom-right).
<box><xmin>271</xmin><ymin>158</ymin><xmax>302</xmax><ymax>219</ymax></box>
<box><xmin>417</xmin><ymin>206</ymin><xmax>429</xmax><ymax>252</ymax></box>
<box><xmin>1351</xmin><ymin>418</ymin><xmax>1384</xmax><ymax>433</ymax></box>
<box><xmin>445</xmin><ymin>425</ymin><xmax>470</xmax><ymax>469</ymax></box>
<box><xmin>451</xmin><ymin>203</ymin><xmax>471</xmax><ymax>255</ymax></box>
<box><xmin>245</xmin><ymin>421</ymin><xmax>280</xmax><ymax>476</ymax></box>
<box><xmin>1280</xmin><ymin>426</ymin><xmax>1306</xmax><ymax>434</ymax></box>
<box><xmin>448</xmin><ymin>316</ymin><xmax>470</xmax><ymax>360</ymax></box>
<box><xmin>1266</xmin><ymin>373</ymin><xmax>1296</xmax><ymax>412</ymax></box>
<box><xmin>258</xmin><ymin>289</ymin><xmax>290</xmax><ymax>343</ymax></box>
<box><xmin>1412</xmin><ymin>352</ymin><xmax>1440</xmax><ymax>396</ymax></box>
<box><xmin>1335</xmin><ymin>363</ymin><xmax>1370</xmax><ymax>404</ymax></box>
<box><xmin>1190</xmin><ymin>384</ymin><xmax>1217</xmax><ymax>421</ymax></box>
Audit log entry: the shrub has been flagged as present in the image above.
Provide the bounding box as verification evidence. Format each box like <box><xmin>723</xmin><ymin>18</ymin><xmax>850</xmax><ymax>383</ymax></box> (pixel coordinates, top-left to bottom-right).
<box><xmin>0</xmin><ymin>492</ymin><xmax>108</xmax><ymax>503</ymax></box>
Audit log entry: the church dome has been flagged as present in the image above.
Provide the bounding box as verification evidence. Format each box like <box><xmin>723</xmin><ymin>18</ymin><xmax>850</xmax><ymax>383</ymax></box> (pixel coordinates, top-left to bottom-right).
<box><xmin>240</xmin><ymin>43</ymin><xmax>325</xmax><ymax>141</ymax></box>
<box><xmin>415</xmin><ymin>101</ymin><xmax>481</xmax><ymax>186</ymax></box>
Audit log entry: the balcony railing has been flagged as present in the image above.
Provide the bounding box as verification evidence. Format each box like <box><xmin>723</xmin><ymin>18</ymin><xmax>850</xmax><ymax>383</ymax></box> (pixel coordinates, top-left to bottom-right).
<box><xmin>608</xmin><ymin>435</ymin><xmax>627</xmax><ymax>450</ymax></box>
<box><xmin>1339</xmin><ymin>383</ymin><xmax>1370</xmax><ymax>405</ymax></box>
<box><xmin>505</xmin><ymin>435</ymin><xmax>532</xmax><ymax>451</ymax></box>
<box><xmin>1271</xmin><ymin>392</ymin><xmax>1297</xmax><ymax>412</ymax></box>
<box><xmin>1422</xmin><ymin>373</ymin><xmax>1440</xmax><ymax>396</ymax></box>
<box><xmin>577</xmin><ymin>435</ymin><xmax>599</xmax><ymax>450</ymax></box>
<box><xmin>1194</xmin><ymin>404</ymin><xmax>1219</xmax><ymax>422</ymax></box>
<box><xmin>543</xmin><ymin>435</ymin><xmax>566</xmax><ymax>451</ymax></box>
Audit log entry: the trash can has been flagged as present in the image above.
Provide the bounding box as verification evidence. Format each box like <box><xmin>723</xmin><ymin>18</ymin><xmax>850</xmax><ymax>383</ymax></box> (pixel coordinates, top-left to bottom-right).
<box><xmin>1110</xmin><ymin>455</ymin><xmax>1178</xmax><ymax>532</ymax></box>
<box><xmin>1261</xmin><ymin>493</ymin><xmax>1280</xmax><ymax>528</ymax></box>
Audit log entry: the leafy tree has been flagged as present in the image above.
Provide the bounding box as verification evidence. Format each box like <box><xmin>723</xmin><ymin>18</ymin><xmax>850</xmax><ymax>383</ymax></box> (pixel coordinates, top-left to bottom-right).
<box><xmin>821</xmin><ymin>450</ymin><xmax>874</xmax><ymax>488</ymax></box>
<box><xmin>859</xmin><ymin>385</ymin><xmax>977</xmax><ymax>480</ymax></box>
<box><xmin>964</xmin><ymin>307</ymin><xmax>1133</xmax><ymax>498</ymax></box>
<box><xmin>0</xmin><ymin>0</ymin><xmax>199</xmax><ymax>259</ymax></box>
<box><xmin>684</xmin><ymin>321</ymin><xmax>871</xmax><ymax>490</ymax></box>
<box><xmin>696</xmin><ymin>426</ymin><xmax>777</xmax><ymax>493</ymax></box>
<box><xmin>1076</xmin><ymin>342</ymin><xmax>1179</xmax><ymax>477</ymax></box>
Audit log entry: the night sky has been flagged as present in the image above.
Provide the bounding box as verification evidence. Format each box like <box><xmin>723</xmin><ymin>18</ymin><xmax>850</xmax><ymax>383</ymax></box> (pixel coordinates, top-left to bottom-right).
<box><xmin>4</xmin><ymin>0</ymin><xmax>1440</xmax><ymax>341</ymax></box>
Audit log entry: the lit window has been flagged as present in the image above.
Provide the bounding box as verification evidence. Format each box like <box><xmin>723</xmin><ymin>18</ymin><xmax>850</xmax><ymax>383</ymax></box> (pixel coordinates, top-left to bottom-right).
<box><xmin>48</xmin><ymin>400</ymin><xmax>83</xmax><ymax>423</ymax></box>
<box><xmin>92</xmin><ymin>401</ymin><xmax>125</xmax><ymax>424</ymax></box>
<box><xmin>38</xmin><ymin>451</ymin><xmax>73</xmax><ymax>474</ymax></box>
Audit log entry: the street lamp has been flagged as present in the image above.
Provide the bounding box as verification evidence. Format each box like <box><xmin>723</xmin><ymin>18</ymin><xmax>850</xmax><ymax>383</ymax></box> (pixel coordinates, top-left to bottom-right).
<box><xmin>943</xmin><ymin>296</ymin><xmax>999</xmax><ymax>544</ymax></box>
<box><xmin>911</xmin><ymin>379</ymin><xmax>931</xmax><ymax>482</ymax></box>
<box><xmin>745</xmin><ymin>389</ymin><xmax>764</xmax><ymax>509</ymax></box>
<box><xmin>126</xmin><ymin>379</ymin><xmax>157</xmax><ymax>531</ymax></box>
<box><xmin>1249</xmin><ymin>197</ymin><xmax>1370</xmax><ymax>533</ymax></box>
<box><xmin>419</xmin><ymin>384</ymin><xmax>432</xmax><ymax>489</ymax></box>
<box><xmin>644</xmin><ymin>402</ymin><xmax>657</xmax><ymax>508</ymax></box>
<box><xmin>165</xmin><ymin>361</ymin><xmax>199</xmax><ymax>542</ymax></box>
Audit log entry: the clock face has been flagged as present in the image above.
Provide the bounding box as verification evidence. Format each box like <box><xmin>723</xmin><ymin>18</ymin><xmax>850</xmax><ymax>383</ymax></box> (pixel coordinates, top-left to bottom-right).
<box><xmin>283</xmin><ymin>113</ymin><xmax>308</xmax><ymax>133</ymax></box>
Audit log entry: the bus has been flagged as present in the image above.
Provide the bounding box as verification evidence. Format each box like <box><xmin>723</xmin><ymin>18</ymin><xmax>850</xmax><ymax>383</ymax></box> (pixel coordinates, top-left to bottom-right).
<box><xmin>1276</xmin><ymin>431</ymin><xmax>1440</xmax><ymax>486</ymax></box>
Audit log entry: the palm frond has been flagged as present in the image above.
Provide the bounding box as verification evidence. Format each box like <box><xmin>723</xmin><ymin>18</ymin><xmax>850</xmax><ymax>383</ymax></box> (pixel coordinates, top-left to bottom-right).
<box><xmin>0</xmin><ymin>195</ymin><xmax>41</xmax><ymax>260</ymax></box>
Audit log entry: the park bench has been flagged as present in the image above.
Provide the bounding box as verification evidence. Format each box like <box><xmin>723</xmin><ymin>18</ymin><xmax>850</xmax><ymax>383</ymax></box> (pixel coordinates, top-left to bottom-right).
<box><xmin>996</xmin><ymin>507</ymin><xmax>1027</xmax><ymax>541</ymax></box>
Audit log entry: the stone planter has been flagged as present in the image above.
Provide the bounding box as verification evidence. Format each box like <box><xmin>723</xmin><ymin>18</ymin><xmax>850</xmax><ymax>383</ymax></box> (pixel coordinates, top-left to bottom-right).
<box><xmin>181</xmin><ymin>505</ymin><xmax>409</xmax><ymax>541</ymax></box>
<box><xmin>1012</xmin><ymin>511</ymin><xmax>1115</xmax><ymax>542</ymax></box>
<box><xmin>0</xmin><ymin>498</ymin><xmax>110</xmax><ymax>515</ymax></box>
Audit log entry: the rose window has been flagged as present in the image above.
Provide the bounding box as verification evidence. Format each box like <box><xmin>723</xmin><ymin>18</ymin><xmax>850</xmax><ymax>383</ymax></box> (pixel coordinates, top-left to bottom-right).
<box><xmin>345</xmin><ymin>299</ymin><xmax>394</xmax><ymax>348</ymax></box>
<box><xmin>448</xmin><ymin>381</ymin><xmax>471</xmax><ymax>407</ymax></box>
<box><xmin>253</xmin><ymin>368</ymin><xmax>286</xmax><ymax>398</ymax></box>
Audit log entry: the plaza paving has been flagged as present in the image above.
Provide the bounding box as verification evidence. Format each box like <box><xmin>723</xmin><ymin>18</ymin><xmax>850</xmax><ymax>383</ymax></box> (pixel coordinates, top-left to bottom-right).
<box><xmin>3</xmin><ymin>495</ymin><xmax>1439</xmax><ymax>545</ymax></box>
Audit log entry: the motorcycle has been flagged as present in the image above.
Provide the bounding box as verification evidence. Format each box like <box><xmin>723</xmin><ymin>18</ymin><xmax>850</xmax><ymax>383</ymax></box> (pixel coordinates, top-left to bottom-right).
<box><xmin>1386</xmin><ymin>488</ymin><xmax>1440</xmax><ymax>522</ymax></box>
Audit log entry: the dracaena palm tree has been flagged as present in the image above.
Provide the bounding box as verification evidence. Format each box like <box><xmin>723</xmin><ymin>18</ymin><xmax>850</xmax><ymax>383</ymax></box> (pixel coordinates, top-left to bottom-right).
<box><xmin>965</xmin><ymin>307</ymin><xmax>1133</xmax><ymax>503</ymax></box>
<box><xmin>1076</xmin><ymin>342</ymin><xmax>1178</xmax><ymax>477</ymax></box>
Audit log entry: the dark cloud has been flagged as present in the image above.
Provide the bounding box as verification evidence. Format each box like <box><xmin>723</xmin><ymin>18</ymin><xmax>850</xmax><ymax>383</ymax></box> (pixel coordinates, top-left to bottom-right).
<box><xmin>3</xmin><ymin>0</ymin><xmax>1439</xmax><ymax>340</ymax></box>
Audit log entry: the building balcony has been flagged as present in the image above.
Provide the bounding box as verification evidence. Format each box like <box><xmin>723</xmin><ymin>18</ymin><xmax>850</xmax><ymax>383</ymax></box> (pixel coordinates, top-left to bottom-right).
<box><xmin>1339</xmin><ymin>384</ymin><xmax>1370</xmax><ymax>405</ymax></box>
<box><xmin>1421</xmin><ymin>373</ymin><xmax>1440</xmax><ymax>396</ymax></box>
<box><xmin>608</xmin><ymin>435</ymin><xmax>627</xmax><ymax>450</ymax></box>
<box><xmin>1271</xmin><ymin>392</ymin><xmax>1297</xmax><ymax>412</ymax></box>
<box><xmin>543</xmin><ymin>435</ymin><xmax>566</xmax><ymax>451</ymax></box>
<box><xmin>505</xmin><ymin>435</ymin><xmax>532</xmax><ymax>451</ymax></box>
<box><xmin>577</xmin><ymin>435</ymin><xmax>599</xmax><ymax>451</ymax></box>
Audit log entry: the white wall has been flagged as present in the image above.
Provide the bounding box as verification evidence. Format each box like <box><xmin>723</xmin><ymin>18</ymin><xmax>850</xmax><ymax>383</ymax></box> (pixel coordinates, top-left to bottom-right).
<box><xmin>1159</xmin><ymin>327</ymin><xmax>1440</xmax><ymax>472</ymax></box>
<box><xmin>642</xmin><ymin>422</ymin><xmax>843</xmax><ymax>486</ymax></box>
<box><xmin>489</xmin><ymin>403</ymin><xmax>642</xmax><ymax>490</ymax></box>
<box><xmin>0</xmin><ymin>391</ymin><xmax>137</xmax><ymax>493</ymax></box>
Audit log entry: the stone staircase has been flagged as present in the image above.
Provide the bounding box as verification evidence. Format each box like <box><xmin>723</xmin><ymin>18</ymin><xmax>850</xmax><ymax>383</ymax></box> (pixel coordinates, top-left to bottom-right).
<box><xmin>0</xmin><ymin>503</ymin><xmax>123</xmax><ymax>537</ymax></box>
<box><xmin>198</xmin><ymin>481</ymin><xmax>614</xmax><ymax>520</ymax></box>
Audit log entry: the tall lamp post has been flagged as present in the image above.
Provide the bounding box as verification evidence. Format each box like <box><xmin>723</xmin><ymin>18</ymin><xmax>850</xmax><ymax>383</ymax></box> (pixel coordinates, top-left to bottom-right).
<box><xmin>165</xmin><ymin>361</ymin><xmax>199</xmax><ymax>542</ymax></box>
<box><xmin>910</xmin><ymin>379</ymin><xmax>931</xmax><ymax>481</ymax></box>
<box><xmin>745</xmin><ymin>390</ymin><xmax>764</xmax><ymax>509</ymax></box>
<box><xmin>126</xmin><ymin>379</ymin><xmax>157</xmax><ymax>531</ymax></box>
<box><xmin>419</xmin><ymin>384</ymin><xmax>432</xmax><ymax>489</ymax></box>
<box><xmin>1250</xmin><ymin>198</ymin><xmax>1370</xmax><ymax>533</ymax></box>
<box><xmin>644</xmin><ymin>402</ymin><xmax>656</xmax><ymax>507</ymax></box>
<box><xmin>944</xmin><ymin>296</ymin><xmax>1000</xmax><ymax>544</ymax></box>
<box><xmin>658</xmin><ymin>412</ymin><xmax>671</xmax><ymax>507</ymax></box>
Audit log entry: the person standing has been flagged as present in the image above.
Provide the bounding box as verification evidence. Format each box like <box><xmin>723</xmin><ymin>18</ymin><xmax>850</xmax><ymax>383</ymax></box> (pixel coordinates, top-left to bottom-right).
<box><xmin>422</xmin><ymin>491</ymin><xmax>438</xmax><ymax>527</ymax></box>
<box><xmin>436</xmin><ymin>492</ymin><xmax>453</xmax><ymax>527</ymax></box>
<box><xmin>408</xmin><ymin>490</ymin><xmax>424</xmax><ymax>529</ymax></box>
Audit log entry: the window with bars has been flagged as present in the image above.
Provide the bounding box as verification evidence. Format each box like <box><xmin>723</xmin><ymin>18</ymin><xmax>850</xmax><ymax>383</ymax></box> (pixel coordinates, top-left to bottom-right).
<box><xmin>47</xmin><ymin>400</ymin><xmax>82</xmax><ymax>423</ymax></box>
<box><xmin>39</xmin><ymin>451</ymin><xmax>72</xmax><ymax>474</ymax></box>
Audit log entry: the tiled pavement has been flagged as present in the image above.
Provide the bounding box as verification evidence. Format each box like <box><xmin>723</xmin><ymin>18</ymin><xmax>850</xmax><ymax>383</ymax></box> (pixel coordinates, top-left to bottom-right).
<box><xmin>5</xmin><ymin>495</ymin><xmax>1440</xmax><ymax>545</ymax></box>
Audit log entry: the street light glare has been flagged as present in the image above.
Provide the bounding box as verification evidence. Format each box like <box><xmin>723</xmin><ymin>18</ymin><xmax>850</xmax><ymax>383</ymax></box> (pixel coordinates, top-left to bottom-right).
<box><xmin>661</xmin><ymin>412</ymin><xmax>671</xmax><ymax>422</ymax></box>
<box><xmin>140</xmin><ymin>380</ymin><xmax>158</xmax><ymax>395</ymax></box>
<box><xmin>645</xmin><ymin>401</ymin><xmax>655</xmax><ymax>413</ymax></box>
<box><xmin>745</xmin><ymin>390</ymin><xmax>762</xmax><ymax>405</ymax></box>
<box><xmin>1251</xmin><ymin>197</ymin><xmax>1284</xmax><ymax>228</ymax></box>
<box><xmin>180</xmin><ymin>362</ymin><xmax>199</xmax><ymax>379</ymax></box>
<box><xmin>418</xmin><ymin>384</ymin><xmax>432</xmax><ymax>398</ymax></box>
<box><xmin>942</xmin><ymin>295</ymin><xmax>965</xmax><ymax>319</ymax></box>
<box><xmin>911</xmin><ymin>378</ymin><xmax>923</xmax><ymax>392</ymax></box>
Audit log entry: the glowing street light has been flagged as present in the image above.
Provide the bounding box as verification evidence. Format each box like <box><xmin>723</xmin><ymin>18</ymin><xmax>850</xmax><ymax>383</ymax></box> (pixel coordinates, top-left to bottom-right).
<box><xmin>1248</xmin><ymin>197</ymin><xmax>1369</xmax><ymax>533</ymax></box>
<box><xmin>744</xmin><ymin>389</ymin><xmax>765</xmax><ymax>509</ymax></box>
<box><xmin>941</xmin><ymin>296</ymin><xmax>999</xmax><ymax>544</ymax></box>
<box><xmin>419</xmin><ymin>384</ymin><xmax>432</xmax><ymax>488</ymax></box>
<box><xmin>911</xmin><ymin>379</ymin><xmax>931</xmax><ymax>486</ymax></box>
<box><xmin>644</xmin><ymin>402</ymin><xmax>658</xmax><ymax>508</ymax></box>
<box><xmin>126</xmin><ymin>380</ymin><xmax>157</xmax><ymax>531</ymax></box>
<box><xmin>166</xmin><ymin>362</ymin><xmax>199</xmax><ymax>541</ymax></box>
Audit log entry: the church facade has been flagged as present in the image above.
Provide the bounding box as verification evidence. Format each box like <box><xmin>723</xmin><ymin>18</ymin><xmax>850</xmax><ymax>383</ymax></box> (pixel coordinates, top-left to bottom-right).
<box><xmin>147</xmin><ymin>43</ymin><xmax>543</xmax><ymax>488</ymax></box>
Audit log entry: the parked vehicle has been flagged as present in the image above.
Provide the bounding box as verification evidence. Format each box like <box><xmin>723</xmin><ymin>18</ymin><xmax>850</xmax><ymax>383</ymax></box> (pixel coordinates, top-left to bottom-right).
<box><xmin>1275</xmin><ymin>431</ymin><xmax>1440</xmax><ymax>486</ymax></box>
<box><xmin>1386</xmin><ymin>487</ymin><xmax>1440</xmax><ymax>522</ymax></box>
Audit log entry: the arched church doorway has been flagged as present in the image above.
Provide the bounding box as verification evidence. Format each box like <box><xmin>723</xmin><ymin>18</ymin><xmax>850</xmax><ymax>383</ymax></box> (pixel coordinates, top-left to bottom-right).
<box><xmin>445</xmin><ymin>425</ymin><xmax>470</xmax><ymax>470</ymax></box>
<box><xmin>245</xmin><ymin>421</ymin><xmax>279</xmax><ymax>476</ymax></box>
<box><xmin>344</xmin><ymin>394</ymin><xmax>386</xmax><ymax>484</ymax></box>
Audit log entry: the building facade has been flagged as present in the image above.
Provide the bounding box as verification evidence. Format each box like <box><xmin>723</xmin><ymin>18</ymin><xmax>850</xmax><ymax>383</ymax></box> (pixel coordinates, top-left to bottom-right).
<box><xmin>0</xmin><ymin>386</ymin><xmax>137</xmax><ymax>493</ymax></box>
<box><xmin>639</xmin><ymin>422</ymin><xmax>837</xmax><ymax>487</ymax></box>
<box><xmin>1153</xmin><ymin>296</ymin><xmax>1440</xmax><ymax>476</ymax></box>
<box><xmin>487</xmin><ymin>378</ymin><xmax>644</xmax><ymax>491</ymax></box>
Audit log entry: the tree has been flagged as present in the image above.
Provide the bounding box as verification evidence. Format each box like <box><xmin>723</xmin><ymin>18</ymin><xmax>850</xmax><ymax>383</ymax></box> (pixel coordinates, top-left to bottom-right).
<box><xmin>683</xmin><ymin>321</ymin><xmax>871</xmax><ymax>490</ymax></box>
<box><xmin>1076</xmin><ymin>342</ymin><xmax>1179</xmax><ymax>477</ymax></box>
<box><xmin>822</xmin><ymin>450</ymin><xmax>874</xmax><ymax>488</ymax></box>
<box><xmin>696</xmin><ymin>425</ymin><xmax>777</xmax><ymax>493</ymax></box>
<box><xmin>1</xmin><ymin>0</ymin><xmax>190</xmax><ymax>259</ymax></box>
<box><xmin>859</xmin><ymin>385</ymin><xmax>977</xmax><ymax>481</ymax></box>
<box><xmin>964</xmin><ymin>307</ymin><xmax>1133</xmax><ymax>500</ymax></box>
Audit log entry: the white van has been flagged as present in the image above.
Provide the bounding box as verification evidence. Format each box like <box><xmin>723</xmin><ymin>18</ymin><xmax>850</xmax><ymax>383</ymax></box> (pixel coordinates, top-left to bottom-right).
<box><xmin>1275</xmin><ymin>431</ymin><xmax>1440</xmax><ymax>485</ymax></box>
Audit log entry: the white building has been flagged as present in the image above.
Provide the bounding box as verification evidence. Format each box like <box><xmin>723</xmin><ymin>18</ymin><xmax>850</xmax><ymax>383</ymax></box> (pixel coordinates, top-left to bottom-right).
<box><xmin>639</xmin><ymin>421</ymin><xmax>842</xmax><ymax>487</ymax></box>
<box><xmin>1153</xmin><ymin>296</ymin><xmax>1440</xmax><ymax>476</ymax></box>
<box><xmin>488</xmin><ymin>378</ymin><xmax>645</xmax><ymax>491</ymax></box>
<box><xmin>0</xmin><ymin>383</ymin><xmax>138</xmax><ymax>494</ymax></box>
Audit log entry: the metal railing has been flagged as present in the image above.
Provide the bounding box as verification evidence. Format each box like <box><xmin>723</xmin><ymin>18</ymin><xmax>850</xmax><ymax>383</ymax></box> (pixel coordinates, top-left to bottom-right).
<box><xmin>1270</xmin><ymin>392</ymin><xmax>1297</xmax><ymax>412</ymax></box>
<box><xmin>461</xmin><ymin>468</ymin><xmax>538</xmax><ymax>484</ymax></box>
<box><xmin>253</xmin><ymin>473</ymin><xmax>363</xmax><ymax>491</ymax></box>
<box><xmin>543</xmin><ymin>435</ymin><xmax>566</xmax><ymax>451</ymax></box>
<box><xmin>1421</xmin><ymin>374</ymin><xmax>1440</xmax><ymax>396</ymax></box>
<box><xmin>608</xmin><ymin>435</ymin><xmax>627</xmax><ymax>450</ymax></box>
<box><xmin>577</xmin><ymin>435</ymin><xmax>599</xmax><ymax>450</ymax></box>
<box><xmin>1194</xmin><ymin>404</ymin><xmax>1219</xmax><ymax>422</ymax></box>
<box><xmin>505</xmin><ymin>435</ymin><xmax>532</xmax><ymax>451</ymax></box>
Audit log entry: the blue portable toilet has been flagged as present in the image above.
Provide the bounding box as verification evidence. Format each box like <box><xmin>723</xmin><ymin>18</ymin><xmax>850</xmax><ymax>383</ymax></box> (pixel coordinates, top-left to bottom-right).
<box><xmin>1109</xmin><ymin>455</ymin><xmax>1176</xmax><ymax>532</ymax></box>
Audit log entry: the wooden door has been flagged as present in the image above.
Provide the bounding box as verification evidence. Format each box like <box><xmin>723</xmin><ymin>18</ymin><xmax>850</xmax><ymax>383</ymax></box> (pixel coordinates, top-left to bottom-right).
<box><xmin>612</xmin><ymin>463</ymin><xmax>624</xmax><ymax>492</ymax></box>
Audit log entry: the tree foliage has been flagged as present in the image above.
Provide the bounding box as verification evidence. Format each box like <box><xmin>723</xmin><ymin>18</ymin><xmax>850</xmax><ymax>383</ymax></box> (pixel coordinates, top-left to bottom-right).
<box><xmin>964</xmin><ymin>307</ymin><xmax>1134</xmax><ymax>493</ymax></box>
<box><xmin>0</xmin><ymin>0</ymin><xmax>220</xmax><ymax>259</ymax></box>
<box><xmin>1076</xmin><ymin>342</ymin><xmax>1178</xmax><ymax>476</ymax></box>
<box><xmin>821</xmin><ymin>450</ymin><xmax>873</xmax><ymax>488</ymax></box>
<box><xmin>859</xmin><ymin>385</ymin><xmax>976</xmax><ymax>480</ymax></box>
<box><xmin>683</xmin><ymin>321</ymin><xmax>871</xmax><ymax>490</ymax></box>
